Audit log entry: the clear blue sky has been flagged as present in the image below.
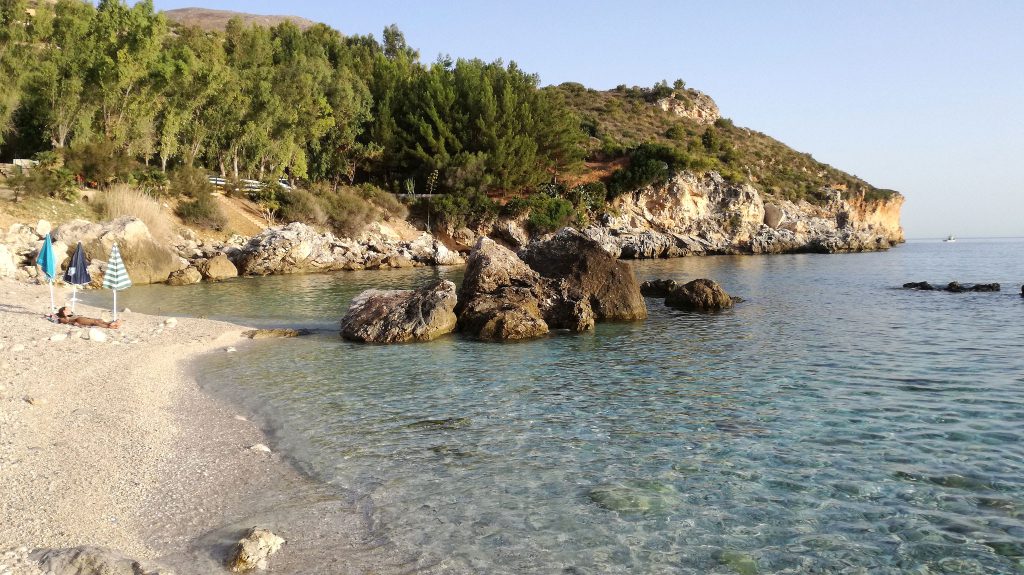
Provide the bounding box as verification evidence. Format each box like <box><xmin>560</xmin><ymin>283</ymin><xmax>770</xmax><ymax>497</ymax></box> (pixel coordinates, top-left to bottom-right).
<box><xmin>151</xmin><ymin>0</ymin><xmax>1024</xmax><ymax>238</ymax></box>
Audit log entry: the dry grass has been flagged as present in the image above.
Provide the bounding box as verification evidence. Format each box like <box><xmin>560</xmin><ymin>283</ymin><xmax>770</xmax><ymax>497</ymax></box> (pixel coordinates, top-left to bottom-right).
<box><xmin>97</xmin><ymin>184</ymin><xmax>173</xmax><ymax>241</ymax></box>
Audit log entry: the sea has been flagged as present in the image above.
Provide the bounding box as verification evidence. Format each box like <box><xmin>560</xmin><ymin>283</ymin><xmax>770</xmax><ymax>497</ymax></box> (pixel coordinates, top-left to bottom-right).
<box><xmin>93</xmin><ymin>238</ymin><xmax>1024</xmax><ymax>574</ymax></box>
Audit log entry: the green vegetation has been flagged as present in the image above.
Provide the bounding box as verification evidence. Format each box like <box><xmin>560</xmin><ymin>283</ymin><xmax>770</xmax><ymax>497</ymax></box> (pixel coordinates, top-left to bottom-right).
<box><xmin>550</xmin><ymin>83</ymin><xmax>898</xmax><ymax>205</ymax></box>
<box><xmin>0</xmin><ymin>0</ymin><xmax>895</xmax><ymax>236</ymax></box>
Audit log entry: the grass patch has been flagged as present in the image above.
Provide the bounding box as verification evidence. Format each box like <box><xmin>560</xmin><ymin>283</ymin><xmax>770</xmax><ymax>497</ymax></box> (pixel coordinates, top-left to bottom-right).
<box><xmin>98</xmin><ymin>184</ymin><xmax>174</xmax><ymax>241</ymax></box>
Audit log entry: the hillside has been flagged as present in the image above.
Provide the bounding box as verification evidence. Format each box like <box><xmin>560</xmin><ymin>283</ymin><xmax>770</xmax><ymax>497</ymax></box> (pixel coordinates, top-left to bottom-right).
<box><xmin>551</xmin><ymin>82</ymin><xmax>898</xmax><ymax>205</ymax></box>
<box><xmin>162</xmin><ymin>7</ymin><xmax>317</xmax><ymax>31</ymax></box>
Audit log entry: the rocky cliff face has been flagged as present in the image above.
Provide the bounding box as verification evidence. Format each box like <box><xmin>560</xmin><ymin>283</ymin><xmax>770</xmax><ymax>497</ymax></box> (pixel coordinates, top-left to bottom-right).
<box><xmin>580</xmin><ymin>172</ymin><xmax>904</xmax><ymax>258</ymax></box>
<box><xmin>656</xmin><ymin>90</ymin><xmax>720</xmax><ymax>125</ymax></box>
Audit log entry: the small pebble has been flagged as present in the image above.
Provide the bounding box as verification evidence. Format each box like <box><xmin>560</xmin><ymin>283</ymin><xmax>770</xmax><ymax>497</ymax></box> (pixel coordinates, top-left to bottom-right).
<box><xmin>49</xmin><ymin>333</ymin><xmax>67</xmax><ymax>342</ymax></box>
<box><xmin>226</xmin><ymin>347</ymin><xmax>237</xmax><ymax>353</ymax></box>
<box><xmin>234</xmin><ymin>415</ymin><xmax>249</xmax><ymax>422</ymax></box>
<box><xmin>249</xmin><ymin>443</ymin><xmax>271</xmax><ymax>453</ymax></box>
<box><xmin>10</xmin><ymin>344</ymin><xmax>25</xmax><ymax>353</ymax></box>
<box><xmin>164</xmin><ymin>318</ymin><xmax>178</xmax><ymax>327</ymax></box>
<box><xmin>24</xmin><ymin>396</ymin><xmax>47</xmax><ymax>406</ymax></box>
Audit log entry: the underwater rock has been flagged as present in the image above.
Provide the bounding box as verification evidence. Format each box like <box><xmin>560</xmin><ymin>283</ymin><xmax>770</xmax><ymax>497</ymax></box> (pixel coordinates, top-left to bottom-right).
<box><xmin>664</xmin><ymin>279</ymin><xmax>734</xmax><ymax>312</ymax></box>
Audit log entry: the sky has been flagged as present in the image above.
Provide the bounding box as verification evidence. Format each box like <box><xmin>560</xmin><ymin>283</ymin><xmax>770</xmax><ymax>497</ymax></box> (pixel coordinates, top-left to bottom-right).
<box><xmin>150</xmin><ymin>0</ymin><xmax>1024</xmax><ymax>239</ymax></box>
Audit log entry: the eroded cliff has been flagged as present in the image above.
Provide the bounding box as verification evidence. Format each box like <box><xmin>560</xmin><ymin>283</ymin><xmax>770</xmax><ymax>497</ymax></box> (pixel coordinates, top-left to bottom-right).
<box><xmin>579</xmin><ymin>172</ymin><xmax>904</xmax><ymax>258</ymax></box>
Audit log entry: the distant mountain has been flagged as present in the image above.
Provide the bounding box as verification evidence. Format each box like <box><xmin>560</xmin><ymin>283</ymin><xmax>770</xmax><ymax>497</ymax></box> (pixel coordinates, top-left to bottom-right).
<box><xmin>162</xmin><ymin>7</ymin><xmax>317</xmax><ymax>31</ymax></box>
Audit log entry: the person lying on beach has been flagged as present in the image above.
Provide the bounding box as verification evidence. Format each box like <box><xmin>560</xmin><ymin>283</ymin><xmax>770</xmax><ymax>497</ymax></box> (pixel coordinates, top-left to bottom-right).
<box><xmin>49</xmin><ymin>307</ymin><xmax>122</xmax><ymax>329</ymax></box>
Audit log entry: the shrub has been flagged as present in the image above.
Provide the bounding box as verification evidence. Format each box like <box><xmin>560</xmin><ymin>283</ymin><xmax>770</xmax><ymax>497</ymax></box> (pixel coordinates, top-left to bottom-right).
<box><xmin>356</xmin><ymin>183</ymin><xmax>408</xmax><ymax>220</ymax></box>
<box><xmin>7</xmin><ymin>152</ymin><xmax>79</xmax><ymax>202</ymax></box>
<box><xmin>526</xmin><ymin>196</ymin><xmax>575</xmax><ymax>234</ymax></box>
<box><xmin>170</xmin><ymin>166</ymin><xmax>214</xmax><ymax>199</ymax></box>
<box><xmin>175</xmin><ymin>190</ymin><xmax>226</xmax><ymax>230</ymax></box>
<box><xmin>430</xmin><ymin>189</ymin><xmax>498</xmax><ymax>231</ymax></box>
<box><xmin>320</xmin><ymin>186</ymin><xmax>377</xmax><ymax>238</ymax></box>
<box><xmin>65</xmin><ymin>140</ymin><xmax>137</xmax><ymax>186</ymax></box>
<box><xmin>98</xmin><ymin>184</ymin><xmax>173</xmax><ymax>241</ymax></box>
<box><xmin>279</xmin><ymin>188</ymin><xmax>327</xmax><ymax>225</ymax></box>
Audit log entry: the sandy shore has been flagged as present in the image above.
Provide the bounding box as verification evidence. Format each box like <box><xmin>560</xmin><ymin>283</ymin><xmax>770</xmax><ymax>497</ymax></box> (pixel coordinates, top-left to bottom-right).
<box><xmin>0</xmin><ymin>278</ymin><xmax>341</xmax><ymax>574</ymax></box>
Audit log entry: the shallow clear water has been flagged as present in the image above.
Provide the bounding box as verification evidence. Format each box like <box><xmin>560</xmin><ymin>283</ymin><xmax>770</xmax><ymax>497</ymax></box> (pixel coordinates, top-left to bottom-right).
<box><xmin>98</xmin><ymin>240</ymin><xmax>1024</xmax><ymax>574</ymax></box>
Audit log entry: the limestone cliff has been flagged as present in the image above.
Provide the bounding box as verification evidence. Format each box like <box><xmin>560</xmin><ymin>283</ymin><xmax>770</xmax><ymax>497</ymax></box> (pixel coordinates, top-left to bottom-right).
<box><xmin>577</xmin><ymin>172</ymin><xmax>904</xmax><ymax>258</ymax></box>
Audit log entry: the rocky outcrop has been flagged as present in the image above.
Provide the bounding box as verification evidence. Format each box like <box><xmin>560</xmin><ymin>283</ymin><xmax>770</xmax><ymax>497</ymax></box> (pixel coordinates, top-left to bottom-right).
<box><xmin>1</xmin><ymin>221</ymin><xmax>69</xmax><ymax>281</ymax></box>
<box><xmin>341</xmin><ymin>280</ymin><xmax>458</xmax><ymax>343</ymax></box>
<box><xmin>227</xmin><ymin>527</ymin><xmax>285</xmax><ymax>572</ymax></box>
<box><xmin>32</xmin><ymin>546</ymin><xmax>173</xmax><ymax>575</ymax></box>
<box><xmin>519</xmin><ymin>228</ymin><xmax>647</xmax><ymax>321</ymax></box>
<box><xmin>233</xmin><ymin>223</ymin><xmax>463</xmax><ymax>276</ymax></box>
<box><xmin>456</xmin><ymin>234</ymin><xmax>644</xmax><ymax>341</ymax></box>
<box><xmin>0</xmin><ymin>244</ymin><xmax>16</xmax><ymax>278</ymax></box>
<box><xmin>664</xmin><ymin>279</ymin><xmax>734</xmax><ymax>311</ymax></box>
<box><xmin>656</xmin><ymin>90</ymin><xmax>720</xmax><ymax>125</ymax></box>
<box><xmin>581</xmin><ymin>172</ymin><xmax>904</xmax><ymax>259</ymax></box>
<box><xmin>640</xmin><ymin>279</ymin><xmax>678</xmax><ymax>298</ymax></box>
<box><xmin>54</xmin><ymin>217</ymin><xmax>183</xmax><ymax>285</ymax></box>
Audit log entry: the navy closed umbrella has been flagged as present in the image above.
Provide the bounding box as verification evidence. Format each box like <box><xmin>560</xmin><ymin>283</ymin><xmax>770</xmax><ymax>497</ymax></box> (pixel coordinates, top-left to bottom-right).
<box><xmin>63</xmin><ymin>242</ymin><xmax>92</xmax><ymax>313</ymax></box>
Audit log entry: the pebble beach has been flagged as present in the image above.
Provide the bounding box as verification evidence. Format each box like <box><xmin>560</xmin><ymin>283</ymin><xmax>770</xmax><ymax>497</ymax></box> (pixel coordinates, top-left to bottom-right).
<box><xmin>0</xmin><ymin>278</ymin><xmax>317</xmax><ymax>574</ymax></box>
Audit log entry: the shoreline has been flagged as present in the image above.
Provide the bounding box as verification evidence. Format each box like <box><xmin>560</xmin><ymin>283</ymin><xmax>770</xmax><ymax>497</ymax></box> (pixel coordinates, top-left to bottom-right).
<box><xmin>0</xmin><ymin>277</ymin><xmax>339</xmax><ymax>574</ymax></box>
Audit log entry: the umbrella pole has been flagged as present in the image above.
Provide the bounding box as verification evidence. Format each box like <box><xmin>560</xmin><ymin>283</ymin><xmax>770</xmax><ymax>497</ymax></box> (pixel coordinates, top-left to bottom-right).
<box><xmin>70</xmin><ymin>285</ymin><xmax>77</xmax><ymax>313</ymax></box>
<box><xmin>112</xmin><ymin>290</ymin><xmax>117</xmax><ymax>321</ymax></box>
<box><xmin>49</xmin><ymin>280</ymin><xmax>55</xmax><ymax>314</ymax></box>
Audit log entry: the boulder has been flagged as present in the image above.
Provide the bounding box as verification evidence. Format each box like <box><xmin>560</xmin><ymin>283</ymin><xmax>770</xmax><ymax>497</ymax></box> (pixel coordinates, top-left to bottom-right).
<box><xmin>0</xmin><ymin>244</ymin><xmax>16</xmax><ymax>278</ymax></box>
<box><xmin>903</xmin><ymin>281</ymin><xmax>935</xmax><ymax>291</ymax></box>
<box><xmin>456</xmin><ymin>289</ymin><xmax>550</xmax><ymax>341</ymax></box>
<box><xmin>944</xmin><ymin>281</ymin><xmax>1000</xmax><ymax>293</ymax></box>
<box><xmin>341</xmin><ymin>280</ymin><xmax>458</xmax><ymax>343</ymax></box>
<box><xmin>53</xmin><ymin>218</ymin><xmax>181</xmax><ymax>285</ymax></box>
<box><xmin>227</xmin><ymin>527</ymin><xmax>285</xmax><ymax>573</ymax></box>
<box><xmin>167</xmin><ymin>266</ymin><xmax>202</xmax><ymax>286</ymax></box>
<box><xmin>518</xmin><ymin>228</ymin><xmax>647</xmax><ymax>321</ymax></box>
<box><xmin>36</xmin><ymin>219</ymin><xmax>52</xmax><ymax>237</ymax></box>
<box><xmin>491</xmin><ymin>220</ymin><xmax>530</xmax><ymax>248</ymax></box>
<box><xmin>665</xmin><ymin>279</ymin><xmax>734</xmax><ymax>311</ymax></box>
<box><xmin>33</xmin><ymin>546</ymin><xmax>173</xmax><ymax>575</ymax></box>
<box><xmin>763</xmin><ymin>203</ymin><xmax>785</xmax><ymax>229</ymax></box>
<box><xmin>455</xmin><ymin>237</ymin><xmax>598</xmax><ymax>340</ymax></box>
<box><xmin>235</xmin><ymin>223</ymin><xmax>343</xmax><ymax>275</ymax></box>
<box><xmin>196</xmin><ymin>254</ymin><xmax>238</xmax><ymax>281</ymax></box>
<box><xmin>640</xmin><ymin>279</ymin><xmax>679</xmax><ymax>298</ymax></box>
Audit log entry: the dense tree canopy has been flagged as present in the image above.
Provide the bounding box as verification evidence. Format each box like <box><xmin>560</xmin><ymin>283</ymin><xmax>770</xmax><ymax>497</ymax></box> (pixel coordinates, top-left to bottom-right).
<box><xmin>0</xmin><ymin>0</ymin><xmax>586</xmax><ymax>197</ymax></box>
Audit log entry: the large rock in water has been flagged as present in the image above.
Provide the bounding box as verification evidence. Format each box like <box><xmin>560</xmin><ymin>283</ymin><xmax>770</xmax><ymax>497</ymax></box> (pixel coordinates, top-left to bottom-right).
<box><xmin>341</xmin><ymin>280</ymin><xmax>458</xmax><ymax>343</ymax></box>
<box><xmin>665</xmin><ymin>279</ymin><xmax>734</xmax><ymax>311</ymax></box>
<box><xmin>196</xmin><ymin>253</ymin><xmax>238</xmax><ymax>281</ymax></box>
<box><xmin>518</xmin><ymin>228</ymin><xmax>648</xmax><ymax>321</ymax></box>
<box><xmin>235</xmin><ymin>222</ymin><xmax>343</xmax><ymax>275</ymax></box>
<box><xmin>455</xmin><ymin>238</ymin><xmax>562</xmax><ymax>341</ymax></box>
<box><xmin>53</xmin><ymin>217</ymin><xmax>182</xmax><ymax>285</ymax></box>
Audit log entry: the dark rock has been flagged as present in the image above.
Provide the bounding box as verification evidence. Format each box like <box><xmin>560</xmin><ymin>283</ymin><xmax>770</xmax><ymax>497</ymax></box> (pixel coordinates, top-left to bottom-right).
<box><xmin>664</xmin><ymin>279</ymin><xmax>734</xmax><ymax>312</ymax></box>
<box><xmin>945</xmin><ymin>281</ymin><xmax>1000</xmax><ymax>293</ymax></box>
<box><xmin>903</xmin><ymin>281</ymin><xmax>935</xmax><ymax>290</ymax></box>
<box><xmin>518</xmin><ymin>228</ymin><xmax>647</xmax><ymax>321</ymax></box>
<box><xmin>968</xmin><ymin>283</ymin><xmax>1000</xmax><ymax>292</ymax></box>
<box><xmin>945</xmin><ymin>281</ymin><xmax>966</xmax><ymax>293</ymax></box>
<box><xmin>456</xmin><ymin>288</ymin><xmax>550</xmax><ymax>341</ymax></box>
<box><xmin>407</xmin><ymin>417</ymin><xmax>471</xmax><ymax>430</ymax></box>
<box><xmin>340</xmin><ymin>280</ymin><xmax>458</xmax><ymax>343</ymax></box>
<box><xmin>640</xmin><ymin>279</ymin><xmax>679</xmax><ymax>298</ymax></box>
<box><xmin>242</xmin><ymin>328</ymin><xmax>312</xmax><ymax>339</ymax></box>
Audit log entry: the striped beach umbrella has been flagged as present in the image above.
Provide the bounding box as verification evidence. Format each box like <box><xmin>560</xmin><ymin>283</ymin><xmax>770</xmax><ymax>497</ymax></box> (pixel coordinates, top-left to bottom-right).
<box><xmin>63</xmin><ymin>242</ymin><xmax>92</xmax><ymax>313</ymax></box>
<box><xmin>102</xmin><ymin>243</ymin><xmax>131</xmax><ymax>321</ymax></box>
<box><xmin>35</xmin><ymin>233</ymin><xmax>57</xmax><ymax>314</ymax></box>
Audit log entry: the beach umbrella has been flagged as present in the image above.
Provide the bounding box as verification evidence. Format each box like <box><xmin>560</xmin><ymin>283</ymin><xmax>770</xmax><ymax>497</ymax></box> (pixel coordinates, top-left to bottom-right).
<box><xmin>101</xmin><ymin>243</ymin><xmax>131</xmax><ymax>321</ymax></box>
<box><xmin>35</xmin><ymin>233</ymin><xmax>57</xmax><ymax>314</ymax></box>
<box><xmin>63</xmin><ymin>242</ymin><xmax>92</xmax><ymax>313</ymax></box>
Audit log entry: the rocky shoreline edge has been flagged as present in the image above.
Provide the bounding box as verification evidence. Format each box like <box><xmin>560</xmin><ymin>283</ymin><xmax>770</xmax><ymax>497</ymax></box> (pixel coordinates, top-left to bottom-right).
<box><xmin>0</xmin><ymin>278</ymin><xmax>344</xmax><ymax>574</ymax></box>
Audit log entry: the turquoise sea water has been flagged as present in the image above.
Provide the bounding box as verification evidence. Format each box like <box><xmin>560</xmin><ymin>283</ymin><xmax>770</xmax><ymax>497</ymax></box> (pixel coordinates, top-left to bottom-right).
<box><xmin>99</xmin><ymin>239</ymin><xmax>1024</xmax><ymax>574</ymax></box>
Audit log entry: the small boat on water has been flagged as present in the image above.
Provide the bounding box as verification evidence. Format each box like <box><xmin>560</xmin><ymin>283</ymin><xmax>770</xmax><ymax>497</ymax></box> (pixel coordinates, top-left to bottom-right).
<box><xmin>944</xmin><ymin>235</ymin><xmax>956</xmax><ymax>243</ymax></box>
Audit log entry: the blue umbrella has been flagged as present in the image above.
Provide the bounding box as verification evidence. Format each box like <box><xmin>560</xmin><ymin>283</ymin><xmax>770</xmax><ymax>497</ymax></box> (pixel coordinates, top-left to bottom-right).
<box><xmin>36</xmin><ymin>233</ymin><xmax>57</xmax><ymax>314</ymax></box>
<box><xmin>63</xmin><ymin>242</ymin><xmax>92</xmax><ymax>313</ymax></box>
